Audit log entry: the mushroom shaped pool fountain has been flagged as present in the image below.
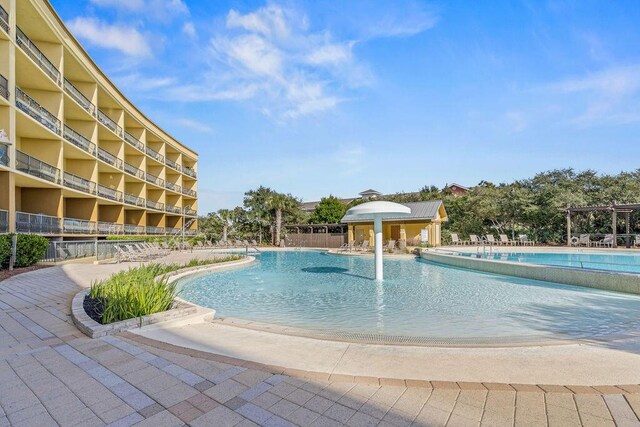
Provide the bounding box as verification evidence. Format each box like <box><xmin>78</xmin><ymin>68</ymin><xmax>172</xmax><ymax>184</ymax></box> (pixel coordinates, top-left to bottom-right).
<box><xmin>342</xmin><ymin>201</ymin><xmax>411</xmax><ymax>280</ymax></box>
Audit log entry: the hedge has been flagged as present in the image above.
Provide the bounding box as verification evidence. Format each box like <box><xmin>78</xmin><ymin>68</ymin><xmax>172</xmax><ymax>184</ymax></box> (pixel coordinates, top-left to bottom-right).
<box><xmin>0</xmin><ymin>234</ymin><xmax>49</xmax><ymax>269</ymax></box>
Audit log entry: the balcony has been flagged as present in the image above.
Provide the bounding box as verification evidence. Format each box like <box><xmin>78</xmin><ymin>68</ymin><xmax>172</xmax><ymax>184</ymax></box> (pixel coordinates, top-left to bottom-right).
<box><xmin>183</xmin><ymin>166</ymin><xmax>197</xmax><ymax>178</ymax></box>
<box><xmin>166</xmin><ymin>204</ymin><xmax>181</xmax><ymax>214</ymax></box>
<box><xmin>166</xmin><ymin>158</ymin><xmax>181</xmax><ymax>172</ymax></box>
<box><xmin>16</xmin><ymin>150</ymin><xmax>61</xmax><ymax>184</ymax></box>
<box><xmin>182</xmin><ymin>188</ymin><xmax>197</xmax><ymax>198</ymax></box>
<box><xmin>185</xmin><ymin>229</ymin><xmax>198</xmax><ymax>236</ymax></box>
<box><xmin>63</xmin><ymin>171</ymin><xmax>96</xmax><ymax>195</ymax></box>
<box><xmin>0</xmin><ymin>209</ymin><xmax>8</xmax><ymax>233</ymax></box>
<box><xmin>146</xmin><ymin>200</ymin><xmax>164</xmax><ymax>211</ymax></box>
<box><xmin>64</xmin><ymin>125</ymin><xmax>96</xmax><ymax>156</ymax></box>
<box><xmin>97</xmin><ymin>184</ymin><xmax>123</xmax><ymax>202</ymax></box>
<box><xmin>16</xmin><ymin>87</ymin><xmax>61</xmax><ymax>135</ymax></box>
<box><xmin>0</xmin><ymin>74</ymin><xmax>8</xmax><ymax>100</ymax></box>
<box><xmin>16</xmin><ymin>211</ymin><xmax>62</xmax><ymax>234</ymax></box>
<box><xmin>0</xmin><ymin>5</ymin><xmax>8</xmax><ymax>34</ymax></box>
<box><xmin>124</xmin><ymin>224</ymin><xmax>144</xmax><ymax>235</ymax></box>
<box><xmin>146</xmin><ymin>226</ymin><xmax>165</xmax><ymax>235</ymax></box>
<box><xmin>124</xmin><ymin>162</ymin><xmax>145</xmax><ymax>180</ymax></box>
<box><xmin>16</xmin><ymin>27</ymin><xmax>61</xmax><ymax>85</ymax></box>
<box><xmin>146</xmin><ymin>146</ymin><xmax>164</xmax><ymax>163</ymax></box>
<box><xmin>63</xmin><ymin>218</ymin><xmax>97</xmax><ymax>234</ymax></box>
<box><xmin>0</xmin><ymin>144</ymin><xmax>7</xmax><ymax>167</ymax></box>
<box><xmin>97</xmin><ymin>109</ymin><xmax>123</xmax><ymax>138</ymax></box>
<box><xmin>165</xmin><ymin>181</ymin><xmax>181</xmax><ymax>193</ymax></box>
<box><xmin>97</xmin><ymin>147</ymin><xmax>123</xmax><ymax>169</ymax></box>
<box><xmin>124</xmin><ymin>192</ymin><xmax>145</xmax><ymax>207</ymax></box>
<box><xmin>124</xmin><ymin>131</ymin><xmax>144</xmax><ymax>152</ymax></box>
<box><xmin>146</xmin><ymin>173</ymin><xmax>164</xmax><ymax>187</ymax></box>
<box><xmin>64</xmin><ymin>79</ymin><xmax>95</xmax><ymax>116</ymax></box>
<box><xmin>98</xmin><ymin>221</ymin><xmax>124</xmax><ymax>235</ymax></box>
<box><xmin>184</xmin><ymin>207</ymin><xmax>197</xmax><ymax>216</ymax></box>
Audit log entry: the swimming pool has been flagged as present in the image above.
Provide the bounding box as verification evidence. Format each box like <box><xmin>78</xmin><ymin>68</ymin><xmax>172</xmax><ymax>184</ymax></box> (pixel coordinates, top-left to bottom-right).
<box><xmin>178</xmin><ymin>251</ymin><xmax>640</xmax><ymax>341</ymax></box>
<box><xmin>452</xmin><ymin>251</ymin><xmax>640</xmax><ymax>273</ymax></box>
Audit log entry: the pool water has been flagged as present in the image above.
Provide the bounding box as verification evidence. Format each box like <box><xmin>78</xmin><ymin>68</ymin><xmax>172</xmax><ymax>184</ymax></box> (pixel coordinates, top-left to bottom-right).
<box><xmin>455</xmin><ymin>251</ymin><xmax>640</xmax><ymax>273</ymax></box>
<box><xmin>178</xmin><ymin>251</ymin><xmax>640</xmax><ymax>340</ymax></box>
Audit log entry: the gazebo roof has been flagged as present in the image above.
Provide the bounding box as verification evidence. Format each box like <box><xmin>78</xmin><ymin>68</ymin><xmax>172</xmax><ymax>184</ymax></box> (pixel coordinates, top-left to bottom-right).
<box><xmin>342</xmin><ymin>200</ymin><xmax>445</xmax><ymax>222</ymax></box>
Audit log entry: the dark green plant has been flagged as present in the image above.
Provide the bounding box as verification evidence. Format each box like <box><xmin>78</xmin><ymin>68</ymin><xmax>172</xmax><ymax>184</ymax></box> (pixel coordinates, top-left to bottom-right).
<box><xmin>0</xmin><ymin>234</ymin><xmax>49</xmax><ymax>269</ymax></box>
<box><xmin>310</xmin><ymin>195</ymin><xmax>347</xmax><ymax>224</ymax></box>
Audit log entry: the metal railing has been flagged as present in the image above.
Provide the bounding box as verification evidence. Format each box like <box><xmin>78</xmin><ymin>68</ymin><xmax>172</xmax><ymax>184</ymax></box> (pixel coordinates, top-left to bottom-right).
<box><xmin>124</xmin><ymin>192</ymin><xmax>145</xmax><ymax>207</ymax></box>
<box><xmin>146</xmin><ymin>173</ymin><xmax>164</xmax><ymax>187</ymax></box>
<box><xmin>98</xmin><ymin>221</ymin><xmax>124</xmax><ymax>235</ymax></box>
<box><xmin>146</xmin><ymin>226</ymin><xmax>165</xmax><ymax>235</ymax></box>
<box><xmin>182</xmin><ymin>187</ymin><xmax>197</xmax><ymax>198</ymax></box>
<box><xmin>183</xmin><ymin>166</ymin><xmax>196</xmax><ymax>178</ymax></box>
<box><xmin>97</xmin><ymin>109</ymin><xmax>123</xmax><ymax>137</ymax></box>
<box><xmin>16</xmin><ymin>87</ymin><xmax>61</xmax><ymax>135</ymax></box>
<box><xmin>146</xmin><ymin>146</ymin><xmax>164</xmax><ymax>163</ymax></box>
<box><xmin>64</xmin><ymin>79</ymin><xmax>95</xmax><ymax>116</ymax></box>
<box><xmin>166</xmin><ymin>158</ymin><xmax>181</xmax><ymax>172</ymax></box>
<box><xmin>98</xmin><ymin>184</ymin><xmax>123</xmax><ymax>202</ymax></box>
<box><xmin>16</xmin><ymin>150</ymin><xmax>61</xmax><ymax>184</ymax></box>
<box><xmin>0</xmin><ymin>209</ymin><xmax>9</xmax><ymax>233</ymax></box>
<box><xmin>63</xmin><ymin>125</ymin><xmax>96</xmax><ymax>156</ymax></box>
<box><xmin>165</xmin><ymin>181</ymin><xmax>181</xmax><ymax>193</ymax></box>
<box><xmin>165</xmin><ymin>204</ymin><xmax>181</xmax><ymax>214</ymax></box>
<box><xmin>0</xmin><ymin>145</ymin><xmax>8</xmax><ymax>167</ymax></box>
<box><xmin>0</xmin><ymin>74</ymin><xmax>8</xmax><ymax>100</ymax></box>
<box><xmin>97</xmin><ymin>147</ymin><xmax>123</xmax><ymax>169</ymax></box>
<box><xmin>124</xmin><ymin>224</ymin><xmax>145</xmax><ymax>235</ymax></box>
<box><xmin>183</xmin><ymin>207</ymin><xmax>197</xmax><ymax>216</ymax></box>
<box><xmin>63</xmin><ymin>171</ymin><xmax>96</xmax><ymax>195</ymax></box>
<box><xmin>16</xmin><ymin>211</ymin><xmax>62</xmax><ymax>234</ymax></box>
<box><xmin>42</xmin><ymin>239</ymin><xmax>147</xmax><ymax>263</ymax></box>
<box><xmin>124</xmin><ymin>162</ymin><xmax>145</xmax><ymax>179</ymax></box>
<box><xmin>146</xmin><ymin>200</ymin><xmax>164</xmax><ymax>211</ymax></box>
<box><xmin>124</xmin><ymin>131</ymin><xmax>144</xmax><ymax>152</ymax></box>
<box><xmin>16</xmin><ymin>27</ymin><xmax>61</xmax><ymax>85</ymax></box>
<box><xmin>0</xmin><ymin>5</ymin><xmax>8</xmax><ymax>33</ymax></box>
<box><xmin>63</xmin><ymin>217</ymin><xmax>97</xmax><ymax>234</ymax></box>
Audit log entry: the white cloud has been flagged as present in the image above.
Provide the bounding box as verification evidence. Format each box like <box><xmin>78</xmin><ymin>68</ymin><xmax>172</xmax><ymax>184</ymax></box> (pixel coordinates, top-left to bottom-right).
<box><xmin>67</xmin><ymin>17</ymin><xmax>151</xmax><ymax>57</ymax></box>
<box><xmin>175</xmin><ymin>118</ymin><xmax>215</xmax><ymax>134</ymax></box>
<box><xmin>117</xmin><ymin>73</ymin><xmax>175</xmax><ymax>91</ymax></box>
<box><xmin>182</xmin><ymin>22</ymin><xmax>197</xmax><ymax>39</ymax></box>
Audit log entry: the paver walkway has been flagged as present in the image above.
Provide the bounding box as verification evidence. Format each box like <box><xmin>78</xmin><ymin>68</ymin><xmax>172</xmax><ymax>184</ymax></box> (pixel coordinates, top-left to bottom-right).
<box><xmin>1</xmin><ymin>254</ymin><xmax>640</xmax><ymax>426</ymax></box>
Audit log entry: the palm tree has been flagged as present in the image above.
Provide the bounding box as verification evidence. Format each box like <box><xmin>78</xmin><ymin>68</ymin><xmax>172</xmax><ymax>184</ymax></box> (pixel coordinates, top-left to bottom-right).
<box><xmin>266</xmin><ymin>193</ymin><xmax>299</xmax><ymax>246</ymax></box>
<box><xmin>218</xmin><ymin>209</ymin><xmax>232</xmax><ymax>242</ymax></box>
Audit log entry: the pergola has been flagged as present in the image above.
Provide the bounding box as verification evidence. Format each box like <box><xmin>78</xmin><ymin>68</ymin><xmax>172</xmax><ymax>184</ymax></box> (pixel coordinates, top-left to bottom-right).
<box><xmin>563</xmin><ymin>203</ymin><xmax>640</xmax><ymax>248</ymax></box>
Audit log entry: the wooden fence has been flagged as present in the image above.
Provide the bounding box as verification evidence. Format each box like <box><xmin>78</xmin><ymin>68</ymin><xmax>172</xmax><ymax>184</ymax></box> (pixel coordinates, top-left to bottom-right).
<box><xmin>285</xmin><ymin>233</ymin><xmax>346</xmax><ymax>248</ymax></box>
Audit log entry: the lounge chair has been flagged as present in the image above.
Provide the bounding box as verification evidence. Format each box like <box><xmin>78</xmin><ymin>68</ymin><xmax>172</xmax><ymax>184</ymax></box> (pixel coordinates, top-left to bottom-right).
<box><xmin>485</xmin><ymin>235</ymin><xmax>498</xmax><ymax>245</ymax></box>
<box><xmin>386</xmin><ymin>240</ymin><xmax>396</xmax><ymax>253</ymax></box>
<box><xmin>337</xmin><ymin>242</ymin><xmax>352</xmax><ymax>252</ymax></box>
<box><xmin>499</xmin><ymin>234</ymin><xmax>515</xmax><ymax>246</ymax></box>
<box><xmin>469</xmin><ymin>234</ymin><xmax>482</xmax><ymax>245</ymax></box>
<box><xmin>635</xmin><ymin>235</ymin><xmax>640</xmax><ymax>247</ymax></box>
<box><xmin>357</xmin><ymin>240</ymin><xmax>370</xmax><ymax>252</ymax></box>
<box><xmin>595</xmin><ymin>234</ymin><xmax>614</xmax><ymax>247</ymax></box>
<box><xmin>518</xmin><ymin>234</ymin><xmax>535</xmax><ymax>246</ymax></box>
<box><xmin>450</xmin><ymin>233</ymin><xmax>469</xmax><ymax>245</ymax></box>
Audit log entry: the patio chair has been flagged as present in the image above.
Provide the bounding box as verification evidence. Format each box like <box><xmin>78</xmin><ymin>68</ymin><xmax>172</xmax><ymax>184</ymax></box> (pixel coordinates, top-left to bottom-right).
<box><xmin>450</xmin><ymin>233</ymin><xmax>469</xmax><ymax>245</ymax></box>
<box><xmin>518</xmin><ymin>234</ymin><xmax>536</xmax><ymax>246</ymax></box>
<box><xmin>499</xmin><ymin>234</ymin><xmax>515</xmax><ymax>246</ymax></box>
<box><xmin>386</xmin><ymin>240</ymin><xmax>396</xmax><ymax>253</ymax></box>
<box><xmin>469</xmin><ymin>234</ymin><xmax>482</xmax><ymax>245</ymax></box>
<box><xmin>359</xmin><ymin>240</ymin><xmax>370</xmax><ymax>252</ymax></box>
<box><xmin>575</xmin><ymin>234</ymin><xmax>591</xmax><ymax>247</ymax></box>
<box><xmin>595</xmin><ymin>234</ymin><xmax>614</xmax><ymax>247</ymax></box>
<box><xmin>635</xmin><ymin>235</ymin><xmax>640</xmax><ymax>247</ymax></box>
<box><xmin>337</xmin><ymin>242</ymin><xmax>352</xmax><ymax>252</ymax></box>
<box><xmin>485</xmin><ymin>235</ymin><xmax>498</xmax><ymax>245</ymax></box>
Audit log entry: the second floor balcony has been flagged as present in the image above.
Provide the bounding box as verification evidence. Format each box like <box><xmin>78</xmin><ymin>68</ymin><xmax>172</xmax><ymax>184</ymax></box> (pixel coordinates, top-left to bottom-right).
<box><xmin>64</xmin><ymin>79</ymin><xmax>96</xmax><ymax>116</ymax></box>
<box><xmin>63</xmin><ymin>125</ymin><xmax>97</xmax><ymax>156</ymax></box>
<box><xmin>146</xmin><ymin>226</ymin><xmax>165</xmax><ymax>235</ymax></box>
<box><xmin>16</xmin><ymin>150</ymin><xmax>61</xmax><ymax>184</ymax></box>
<box><xmin>184</xmin><ymin>207</ymin><xmax>197</xmax><ymax>217</ymax></box>
<box><xmin>16</xmin><ymin>27</ymin><xmax>61</xmax><ymax>85</ymax></box>
<box><xmin>16</xmin><ymin>211</ymin><xmax>62</xmax><ymax>234</ymax></box>
<box><xmin>0</xmin><ymin>145</ymin><xmax>8</xmax><ymax>167</ymax></box>
<box><xmin>63</xmin><ymin>171</ymin><xmax>96</xmax><ymax>195</ymax></box>
<box><xmin>124</xmin><ymin>224</ymin><xmax>144</xmax><ymax>235</ymax></box>
<box><xmin>63</xmin><ymin>218</ymin><xmax>97</xmax><ymax>234</ymax></box>
<box><xmin>97</xmin><ymin>147</ymin><xmax>123</xmax><ymax>170</ymax></box>
<box><xmin>165</xmin><ymin>204</ymin><xmax>181</xmax><ymax>214</ymax></box>
<box><xmin>97</xmin><ymin>109</ymin><xmax>123</xmax><ymax>138</ymax></box>
<box><xmin>16</xmin><ymin>87</ymin><xmax>61</xmax><ymax>135</ymax></box>
<box><xmin>97</xmin><ymin>184</ymin><xmax>123</xmax><ymax>202</ymax></box>
<box><xmin>124</xmin><ymin>192</ymin><xmax>145</xmax><ymax>207</ymax></box>
<box><xmin>98</xmin><ymin>221</ymin><xmax>124</xmax><ymax>235</ymax></box>
<box><xmin>0</xmin><ymin>209</ymin><xmax>7</xmax><ymax>233</ymax></box>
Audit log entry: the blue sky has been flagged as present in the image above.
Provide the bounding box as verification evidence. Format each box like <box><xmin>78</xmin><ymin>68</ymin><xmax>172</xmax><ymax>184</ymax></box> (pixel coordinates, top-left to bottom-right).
<box><xmin>51</xmin><ymin>0</ymin><xmax>640</xmax><ymax>213</ymax></box>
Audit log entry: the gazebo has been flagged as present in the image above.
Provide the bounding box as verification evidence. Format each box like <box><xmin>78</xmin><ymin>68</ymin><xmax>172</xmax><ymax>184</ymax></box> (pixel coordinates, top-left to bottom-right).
<box><xmin>563</xmin><ymin>203</ymin><xmax>640</xmax><ymax>248</ymax></box>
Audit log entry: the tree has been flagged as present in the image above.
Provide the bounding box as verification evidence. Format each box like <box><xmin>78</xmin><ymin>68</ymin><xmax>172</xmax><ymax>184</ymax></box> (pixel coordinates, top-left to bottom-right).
<box><xmin>310</xmin><ymin>195</ymin><xmax>347</xmax><ymax>224</ymax></box>
<box><xmin>266</xmin><ymin>192</ymin><xmax>300</xmax><ymax>245</ymax></box>
<box><xmin>218</xmin><ymin>209</ymin><xmax>233</xmax><ymax>242</ymax></box>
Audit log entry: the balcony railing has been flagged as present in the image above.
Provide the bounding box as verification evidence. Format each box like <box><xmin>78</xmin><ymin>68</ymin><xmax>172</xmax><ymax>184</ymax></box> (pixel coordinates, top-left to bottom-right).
<box><xmin>64</xmin><ymin>218</ymin><xmax>97</xmax><ymax>234</ymax></box>
<box><xmin>63</xmin><ymin>171</ymin><xmax>96</xmax><ymax>195</ymax></box>
<box><xmin>0</xmin><ymin>5</ymin><xmax>8</xmax><ymax>33</ymax></box>
<box><xmin>98</xmin><ymin>184</ymin><xmax>123</xmax><ymax>202</ymax></box>
<box><xmin>16</xmin><ymin>211</ymin><xmax>62</xmax><ymax>234</ymax></box>
<box><xmin>146</xmin><ymin>226</ymin><xmax>165</xmax><ymax>235</ymax></box>
<box><xmin>0</xmin><ymin>144</ymin><xmax>8</xmax><ymax>167</ymax></box>
<box><xmin>146</xmin><ymin>146</ymin><xmax>164</xmax><ymax>163</ymax></box>
<box><xmin>64</xmin><ymin>79</ymin><xmax>95</xmax><ymax>116</ymax></box>
<box><xmin>64</xmin><ymin>125</ymin><xmax>96</xmax><ymax>156</ymax></box>
<box><xmin>0</xmin><ymin>209</ymin><xmax>9</xmax><ymax>233</ymax></box>
<box><xmin>183</xmin><ymin>166</ymin><xmax>197</xmax><ymax>178</ymax></box>
<box><xmin>97</xmin><ymin>109</ymin><xmax>123</xmax><ymax>137</ymax></box>
<box><xmin>16</xmin><ymin>87</ymin><xmax>61</xmax><ymax>135</ymax></box>
<box><xmin>16</xmin><ymin>27</ymin><xmax>61</xmax><ymax>85</ymax></box>
<box><xmin>146</xmin><ymin>173</ymin><xmax>164</xmax><ymax>187</ymax></box>
<box><xmin>16</xmin><ymin>150</ymin><xmax>61</xmax><ymax>184</ymax></box>
<box><xmin>124</xmin><ymin>224</ymin><xmax>145</xmax><ymax>235</ymax></box>
<box><xmin>98</xmin><ymin>221</ymin><xmax>124</xmax><ymax>235</ymax></box>
<box><xmin>185</xmin><ymin>229</ymin><xmax>198</xmax><ymax>236</ymax></box>
<box><xmin>184</xmin><ymin>208</ymin><xmax>197</xmax><ymax>216</ymax></box>
<box><xmin>124</xmin><ymin>162</ymin><xmax>145</xmax><ymax>180</ymax></box>
<box><xmin>182</xmin><ymin>188</ymin><xmax>197</xmax><ymax>198</ymax></box>
<box><xmin>165</xmin><ymin>181</ymin><xmax>181</xmax><ymax>193</ymax></box>
<box><xmin>0</xmin><ymin>74</ymin><xmax>8</xmax><ymax>100</ymax></box>
<box><xmin>97</xmin><ymin>147</ymin><xmax>123</xmax><ymax>169</ymax></box>
<box><xmin>124</xmin><ymin>131</ymin><xmax>144</xmax><ymax>152</ymax></box>
<box><xmin>124</xmin><ymin>192</ymin><xmax>145</xmax><ymax>207</ymax></box>
<box><xmin>146</xmin><ymin>200</ymin><xmax>164</xmax><ymax>211</ymax></box>
<box><xmin>165</xmin><ymin>204</ymin><xmax>181</xmax><ymax>214</ymax></box>
<box><xmin>166</xmin><ymin>158</ymin><xmax>181</xmax><ymax>172</ymax></box>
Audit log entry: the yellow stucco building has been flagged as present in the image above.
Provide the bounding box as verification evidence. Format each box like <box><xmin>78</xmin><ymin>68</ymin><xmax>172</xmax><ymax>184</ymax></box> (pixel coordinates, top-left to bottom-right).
<box><xmin>0</xmin><ymin>0</ymin><xmax>198</xmax><ymax>238</ymax></box>
<box><xmin>342</xmin><ymin>201</ymin><xmax>448</xmax><ymax>247</ymax></box>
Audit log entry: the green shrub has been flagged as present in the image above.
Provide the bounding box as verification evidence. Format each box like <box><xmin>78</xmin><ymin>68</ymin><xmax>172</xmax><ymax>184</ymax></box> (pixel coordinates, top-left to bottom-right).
<box><xmin>0</xmin><ymin>234</ymin><xmax>49</xmax><ymax>269</ymax></box>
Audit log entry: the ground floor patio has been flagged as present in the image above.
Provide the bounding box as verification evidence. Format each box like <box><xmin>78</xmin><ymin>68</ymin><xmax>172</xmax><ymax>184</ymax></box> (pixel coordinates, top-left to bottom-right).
<box><xmin>1</xmin><ymin>252</ymin><xmax>640</xmax><ymax>425</ymax></box>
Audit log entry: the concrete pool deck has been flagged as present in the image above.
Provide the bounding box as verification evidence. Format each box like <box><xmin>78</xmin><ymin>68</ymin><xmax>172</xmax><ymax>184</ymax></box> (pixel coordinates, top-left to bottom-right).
<box><xmin>2</xmin><ymin>251</ymin><xmax>640</xmax><ymax>425</ymax></box>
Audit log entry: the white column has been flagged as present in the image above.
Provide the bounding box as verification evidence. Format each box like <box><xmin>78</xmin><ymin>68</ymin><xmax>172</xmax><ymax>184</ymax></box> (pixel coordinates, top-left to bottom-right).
<box><xmin>374</xmin><ymin>216</ymin><xmax>383</xmax><ymax>281</ymax></box>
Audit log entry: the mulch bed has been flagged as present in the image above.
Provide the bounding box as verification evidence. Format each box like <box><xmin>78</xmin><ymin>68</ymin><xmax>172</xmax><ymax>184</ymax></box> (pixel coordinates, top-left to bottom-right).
<box><xmin>0</xmin><ymin>265</ymin><xmax>51</xmax><ymax>283</ymax></box>
<box><xmin>83</xmin><ymin>295</ymin><xmax>106</xmax><ymax>324</ymax></box>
